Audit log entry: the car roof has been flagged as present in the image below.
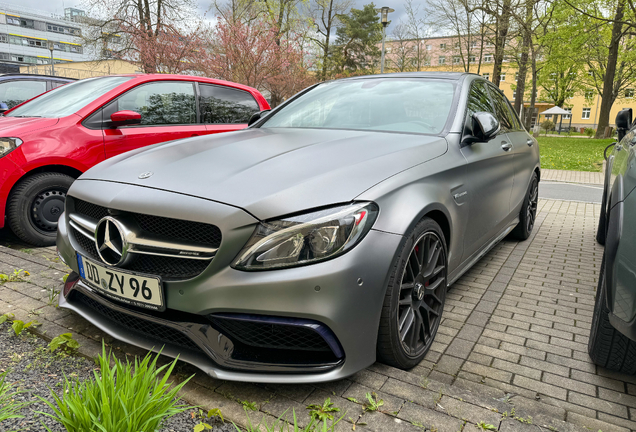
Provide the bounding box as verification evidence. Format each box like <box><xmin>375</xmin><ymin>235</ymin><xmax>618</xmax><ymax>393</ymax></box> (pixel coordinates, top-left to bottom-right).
<box><xmin>104</xmin><ymin>73</ymin><xmax>261</xmax><ymax>94</ymax></box>
<box><xmin>0</xmin><ymin>74</ymin><xmax>76</xmax><ymax>81</ymax></box>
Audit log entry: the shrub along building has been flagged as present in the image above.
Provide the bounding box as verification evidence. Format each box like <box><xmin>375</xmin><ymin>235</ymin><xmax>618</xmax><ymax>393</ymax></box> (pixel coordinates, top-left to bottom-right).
<box><xmin>381</xmin><ymin>34</ymin><xmax>636</xmax><ymax>133</ymax></box>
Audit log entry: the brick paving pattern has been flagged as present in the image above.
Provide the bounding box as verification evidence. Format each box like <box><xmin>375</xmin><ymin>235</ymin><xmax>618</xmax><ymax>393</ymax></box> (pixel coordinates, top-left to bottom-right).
<box><xmin>0</xmin><ymin>198</ymin><xmax>634</xmax><ymax>431</ymax></box>
<box><xmin>542</xmin><ymin>169</ymin><xmax>604</xmax><ymax>185</ymax></box>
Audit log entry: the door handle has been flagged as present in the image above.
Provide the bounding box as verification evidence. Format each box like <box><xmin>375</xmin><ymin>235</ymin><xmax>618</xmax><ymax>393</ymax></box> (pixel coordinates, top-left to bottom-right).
<box><xmin>501</xmin><ymin>142</ymin><xmax>513</xmax><ymax>151</ymax></box>
<box><xmin>526</xmin><ymin>139</ymin><xmax>534</xmax><ymax>147</ymax></box>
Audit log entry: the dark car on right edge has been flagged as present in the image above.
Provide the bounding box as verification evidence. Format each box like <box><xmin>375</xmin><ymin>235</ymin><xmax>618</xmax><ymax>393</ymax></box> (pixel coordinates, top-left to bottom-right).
<box><xmin>590</xmin><ymin>108</ymin><xmax>636</xmax><ymax>373</ymax></box>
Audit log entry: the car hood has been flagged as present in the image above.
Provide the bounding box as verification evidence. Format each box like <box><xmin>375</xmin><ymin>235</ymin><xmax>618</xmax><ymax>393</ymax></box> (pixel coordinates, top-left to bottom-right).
<box><xmin>81</xmin><ymin>128</ymin><xmax>448</xmax><ymax>220</ymax></box>
<box><xmin>0</xmin><ymin>116</ymin><xmax>59</xmax><ymax>136</ymax></box>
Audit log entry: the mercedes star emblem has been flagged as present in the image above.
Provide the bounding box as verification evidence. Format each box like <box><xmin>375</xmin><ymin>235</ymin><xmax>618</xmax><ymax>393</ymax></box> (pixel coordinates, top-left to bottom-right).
<box><xmin>138</xmin><ymin>171</ymin><xmax>153</xmax><ymax>179</ymax></box>
<box><xmin>95</xmin><ymin>217</ymin><xmax>128</xmax><ymax>266</ymax></box>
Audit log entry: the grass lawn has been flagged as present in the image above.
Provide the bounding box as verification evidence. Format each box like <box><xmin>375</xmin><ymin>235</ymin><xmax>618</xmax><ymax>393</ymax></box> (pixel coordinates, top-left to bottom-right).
<box><xmin>537</xmin><ymin>136</ymin><xmax>615</xmax><ymax>172</ymax></box>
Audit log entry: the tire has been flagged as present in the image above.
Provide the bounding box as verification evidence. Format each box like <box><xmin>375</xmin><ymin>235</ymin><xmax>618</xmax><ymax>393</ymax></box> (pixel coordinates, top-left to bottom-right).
<box><xmin>511</xmin><ymin>172</ymin><xmax>538</xmax><ymax>240</ymax></box>
<box><xmin>7</xmin><ymin>172</ymin><xmax>74</xmax><ymax>246</ymax></box>
<box><xmin>377</xmin><ymin>217</ymin><xmax>447</xmax><ymax>369</ymax></box>
<box><xmin>588</xmin><ymin>252</ymin><xmax>636</xmax><ymax>374</ymax></box>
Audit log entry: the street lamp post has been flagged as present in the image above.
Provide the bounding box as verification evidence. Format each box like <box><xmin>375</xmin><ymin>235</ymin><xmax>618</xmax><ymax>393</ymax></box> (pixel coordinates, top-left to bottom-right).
<box><xmin>47</xmin><ymin>41</ymin><xmax>55</xmax><ymax>75</ymax></box>
<box><xmin>376</xmin><ymin>6</ymin><xmax>394</xmax><ymax>74</ymax></box>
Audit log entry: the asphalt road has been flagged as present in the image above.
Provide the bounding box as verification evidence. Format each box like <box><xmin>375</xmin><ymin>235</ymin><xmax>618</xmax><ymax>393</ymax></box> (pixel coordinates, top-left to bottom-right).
<box><xmin>539</xmin><ymin>180</ymin><xmax>604</xmax><ymax>203</ymax></box>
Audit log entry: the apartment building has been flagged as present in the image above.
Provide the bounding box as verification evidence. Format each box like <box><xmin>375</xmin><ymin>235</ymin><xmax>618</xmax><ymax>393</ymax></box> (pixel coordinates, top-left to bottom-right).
<box><xmin>383</xmin><ymin>35</ymin><xmax>636</xmax><ymax>131</ymax></box>
<box><xmin>0</xmin><ymin>3</ymin><xmax>91</xmax><ymax>73</ymax></box>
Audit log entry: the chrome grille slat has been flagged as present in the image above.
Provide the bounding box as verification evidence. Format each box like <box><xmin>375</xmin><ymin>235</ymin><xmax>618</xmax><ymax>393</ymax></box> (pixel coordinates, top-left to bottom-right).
<box><xmin>68</xmin><ymin>197</ymin><xmax>221</xmax><ymax>280</ymax></box>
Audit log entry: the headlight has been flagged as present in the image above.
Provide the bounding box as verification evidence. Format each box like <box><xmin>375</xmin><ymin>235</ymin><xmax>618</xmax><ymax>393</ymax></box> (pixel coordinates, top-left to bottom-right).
<box><xmin>0</xmin><ymin>137</ymin><xmax>22</xmax><ymax>157</ymax></box>
<box><xmin>232</xmin><ymin>202</ymin><xmax>379</xmax><ymax>270</ymax></box>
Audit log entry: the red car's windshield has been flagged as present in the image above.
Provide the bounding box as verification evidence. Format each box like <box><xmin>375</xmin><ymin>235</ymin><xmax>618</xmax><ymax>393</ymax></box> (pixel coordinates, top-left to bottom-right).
<box><xmin>7</xmin><ymin>76</ymin><xmax>131</xmax><ymax>118</ymax></box>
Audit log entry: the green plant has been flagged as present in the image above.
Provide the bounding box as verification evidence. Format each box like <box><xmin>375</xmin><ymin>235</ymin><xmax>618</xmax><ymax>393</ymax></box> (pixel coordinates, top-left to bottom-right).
<box><xmin>194</xmin><ymin>408</ymin><xmax>225</xmax><ymax>431</ymax></box>
<box><xmin>584</xmin><ymin>127</ymin><xmax>596</xmax><ymax>138</ymax></box>
<box><xmin>39</xmin><ymin>344</ymin><xmax>192</xmax><ymax>432</ymax></box>
<box><xmin>0</xmin><ymin>370</ymin><xmax>30</xmax><ymax>424</ymax></box>
<box><xmin>11</xmin><ymin>320</ymin><xmax>35</xmax><ymax>336</ymax></box>
<box><xmin>363</xmin><ymin>392</ymin><xmax>384</xmax><ymax>412</ymax></box>
<box><xmin>541</xmin><ymin>119</ymin><xmax>554</xmax><ymax>135</ymax></box>
<box><xmin>240</xmin><ymin>400</ymin><xmax>258</xmax><ymax>411</ymax></box>
<box><xmin>48</xmin><ymin>333</ymin><xmax>80</xmax><ymax>352</ymax></box>
<box><xmin>0</xmin><ymin>313</ymin><xmax>15</xmax><ymax>324</ymax></box>
<box><xmin>346</xmin><ymin>397</ymin><xmax>358</xmax><ymax>403</ymax></box>
<box><xmin>477</xmin><ymin>422</ymin><xmax>497</xmax><ymax>430</ymax></box>
<box><xmin>307</xmin><ymin>398</ymin><xmax>340</xmax><ymax>423</ymax></box>
<box><xmin>0</xmin><ymin>269</ymin><xmax>30</xmax><ymax>283</ymax></box>
<box><xmin>47</xmin><ymin>289</ymin><xmax>60</xmax><ymax>306</ymax></box>
<box><xmin>19</xmin><ymin>248</ymin><xmax>32</xmax><ymax>254</ymax></box>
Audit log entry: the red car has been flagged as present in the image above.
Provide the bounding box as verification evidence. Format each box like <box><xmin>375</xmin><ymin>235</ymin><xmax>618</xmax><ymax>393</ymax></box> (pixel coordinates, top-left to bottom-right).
<box><xmin>0</xmin><ymin>74</ymin><xmax>269</xmax><ymax>246</ymax></box>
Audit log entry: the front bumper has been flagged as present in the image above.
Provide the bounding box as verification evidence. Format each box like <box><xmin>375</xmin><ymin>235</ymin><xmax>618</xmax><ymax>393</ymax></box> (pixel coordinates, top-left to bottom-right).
<box><xmin>56</xmin><ymin>182</ymin><xmax>402</xmax><ymax>383</ymax></box>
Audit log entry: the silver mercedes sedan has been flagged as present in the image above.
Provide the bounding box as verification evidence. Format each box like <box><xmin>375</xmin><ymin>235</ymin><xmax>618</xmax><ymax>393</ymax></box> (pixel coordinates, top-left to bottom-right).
<box><xmin>56</xmin><ymin>72</ymin><xmax>540</xmax><ymax>383</ymax></box>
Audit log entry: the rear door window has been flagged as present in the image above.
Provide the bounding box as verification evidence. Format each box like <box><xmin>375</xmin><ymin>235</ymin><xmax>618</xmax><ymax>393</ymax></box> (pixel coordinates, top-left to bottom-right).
<box><xmin>116</xmin><ymin>81</ymin><xmax>196</xmax><ymax>126</ymax></box>
<box><xmin>199</xmin><ymin>84</ymin><xmax>259</xmax><ymax>124</ymax></box>
<box><xmin>0</xmin><ymin>80</ymin><xmax>46</xmax><ymax>109</ymax></box>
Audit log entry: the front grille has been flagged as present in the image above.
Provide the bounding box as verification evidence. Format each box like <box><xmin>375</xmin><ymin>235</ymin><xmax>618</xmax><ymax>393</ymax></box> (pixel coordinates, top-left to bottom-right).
<box><xmin>210</xmin><ymin>316</ymin><xmax>334</xmax><ymax>353</ymax></box>
<box><xmin>69</xmin><ymin>198</ymin><xmax>221</xmax><ymax>281</ymax></box>
<box><xmin>74</xmin><ymin>290</ymin><xmax>201</xmax><ymax>352</ymax></box>
<box><xmin>72</xmin><ymin>198</ymin><xmax>222</xmax><ymax>248</ymax></box>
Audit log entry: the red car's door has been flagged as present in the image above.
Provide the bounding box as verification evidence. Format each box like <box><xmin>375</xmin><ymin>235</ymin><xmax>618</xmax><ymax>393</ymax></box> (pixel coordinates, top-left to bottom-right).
<box><xmin>198</xmin><ymin>83</ymin><xmax>262</xmax><ymax>134</ymax></box>
<box><xmin>104</xmin><ymin>81</ymin><xmax>207</xmax><ymax>158</ymax></box>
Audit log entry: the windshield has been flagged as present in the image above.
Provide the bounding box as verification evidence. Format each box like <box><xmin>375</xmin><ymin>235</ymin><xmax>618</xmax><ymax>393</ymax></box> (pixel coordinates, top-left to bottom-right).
<box><xmin>7</xmin><ymin>76</ymin><xmax>132</xmax><ymax>118</ymax></box>
<box><xmin>262</xmin><ymin>78</ymin><xmax>456</xmax><ymax>135</ymax></box>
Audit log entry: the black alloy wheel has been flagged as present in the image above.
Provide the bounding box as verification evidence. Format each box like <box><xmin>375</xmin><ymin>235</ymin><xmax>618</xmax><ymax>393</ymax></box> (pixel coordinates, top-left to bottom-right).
<box><xmin>397</xmin><ymin>231</ymin><xmax>446</xmax><ymax>357</ymax></box>
<box><xmin>377</xmin><ymin>217</ymin><xmax>448</xmax><ymax>369</ymax></box>
<box><xmin>526</xmin><ymin>177</ymin><xmax>538</xmax><ymax>233</ymax></box>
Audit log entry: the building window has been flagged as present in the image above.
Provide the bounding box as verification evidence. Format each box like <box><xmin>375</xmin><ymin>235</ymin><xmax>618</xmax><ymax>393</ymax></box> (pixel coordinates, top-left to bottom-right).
<box><xmin>438</xmin><ymin>56</ymin><xmax>446</xmax><ymax>65</ymax></box>
<box><xmin>585</xmin><ymin>90</ymin><xmax>595</xmax><ymax>99</ymax></box>
<box><xmin>482</xmin><ymin>73</ymin><xmax>490</xmax><ymax>81</ymax></box>
<box><xmin>423</xmin><ymin>59</ymin><xmax>431</xmax><ymax>66</ymax></box>
<box><xmin>626</xmin><ymin>89</ymin><xmax>634</xmax><ymax>98</ymax></box>
<box><xmin>453</xmin><ymin>56</ymin><xmax>461</xmax><ymax>64</ymax></box>
<box><xmin>545</xmin><ymin>114</ymin><xmax>552</xmax><ymax>120</ymax></box>
<box><xmin>454</xmin><ymin>42</ymin><xmax>460</xmax><ymax>49</ymax></box>
<box><xmin>469</xmin><ymin>55</ymin><xmax>476</xmax><ymax>63</ymax></box>
<box><xmin>513</xmin><ymin>89</ymin><xmax>517</xmax><ymax>99</ymax></box>
<box><xmin>484</xmin><ymin>54</ymin><xmax>493</xmax><ymax>62</ymax></box>
<box><xmin>440</xmin><ymin>43</ymin><xmax>446</xmax><ymax>49</ymax></box>
<box><xmin>515</xmin><ymin>72</ymin><xmax>519</xmax><ymax>81</ymax></box>
<box><xmin>582</xmin><ymin>108</ymin><xmax>591</xmax><ymax>119</ymax></box>
<box><xmin>588</xmin><ymin>70</ymin><xmax>594</xmax><ymax>77</ymax></box>
<box><xmin>6</xmin><ymin>17</ymin><xmax>19</xmax><ymax>25</ymax></box>
<box><xmin>471</xmin><ymin>41</ymin><xmax>478</xmax><ymax>48</ymax></box>
<box><xmin>426</xmin><ymin>44</ymin><xmax>431</xmax><ymax>50</ymax></box>
<box><xmin>485</xmin><ymin>41</ymin><xmax>493</xmax><ymax>47</ymax></box>
<box><xmin>500</xmin><ymin>74</ymin><xmax>506</xmax><ymax>81</ymax></box>
<box><xmin>564</xmin><ymin>108</ymin><xmax>572</xmax><ymax>119</ymax></box>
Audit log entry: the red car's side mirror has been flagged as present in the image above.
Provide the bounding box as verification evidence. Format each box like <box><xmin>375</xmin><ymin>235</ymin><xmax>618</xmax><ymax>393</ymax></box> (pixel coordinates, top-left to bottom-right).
<box><xmin>110</xmin><ymin>110</ymin><xmax>141</xmax><ymax>128</ymax></box>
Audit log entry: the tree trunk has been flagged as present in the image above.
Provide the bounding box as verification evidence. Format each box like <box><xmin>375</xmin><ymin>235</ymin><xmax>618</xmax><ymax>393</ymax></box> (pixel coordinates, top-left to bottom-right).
<box><xmin>594</xmin><ymin>0</ymin><xmax>625</xmax><ymax>138</ymax></box>
<box><xmin>525</xmin><ymin>55</ymin><xmax>538</xmax><ymax>130</ymax></box>
<box><xmin>321</xmin><ymin>0</ymin><xmax>334</xmax><ymax>81</ymax></box>
<box><xmin>514</xmin><ymin>0</ymin><xmax>533</xmax><ymax>117</ymax></box>
<box><xmin>492</xmin><ymin>0</ymin><xmax>512</xmax><ymax>88</ymax></box>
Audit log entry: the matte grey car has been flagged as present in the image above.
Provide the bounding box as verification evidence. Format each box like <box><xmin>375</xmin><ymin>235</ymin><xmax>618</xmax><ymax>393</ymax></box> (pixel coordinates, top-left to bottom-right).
<box><xmin>56</xmin><ymin>72</ymin><xmax>540</xmax><ymax>383</ymax></box>
<box><xmin>589</xmin><ymin>108</ymin><xmax>636</xmax><ymax>373</ymax></box>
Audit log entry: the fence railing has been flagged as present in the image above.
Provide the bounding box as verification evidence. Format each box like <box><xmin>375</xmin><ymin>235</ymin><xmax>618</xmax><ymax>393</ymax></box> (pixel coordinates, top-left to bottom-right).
<box><xmin>20</xmin><ymin>65</ymin><xmax>109</xmax><ymax>80</ymax></box>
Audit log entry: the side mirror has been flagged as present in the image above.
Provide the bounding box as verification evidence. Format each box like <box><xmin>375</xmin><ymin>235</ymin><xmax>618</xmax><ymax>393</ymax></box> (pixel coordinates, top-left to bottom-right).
<box><xmin>109</xmin><ymin>110</ymin><xmax>141</xmax><ymax>128</ymax></box>
<box><xmin>466</xmin><ymin>112</ymin><xmax>500</xmax><ymax>143</ymax></box>
<box><xmin>248</xmin><ymin>110</ymin><xmax>271</xmax><ymax>127</ymax></box>
<box><xmin>616</xmin><ymin>108</ymin><xmax>632</xmax><ymax>142</ymax></box>
<box><xmin>0</xmin><ymin>102</ymin><xmax>8</xmax><ymax>114</ymax></box>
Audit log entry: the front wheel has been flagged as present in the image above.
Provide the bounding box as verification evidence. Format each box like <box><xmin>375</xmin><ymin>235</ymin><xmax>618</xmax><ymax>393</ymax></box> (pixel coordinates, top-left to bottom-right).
<box><xmin>588</xmin><ymin>252</ymin><xmax>636</xmax><ymax>374</ymax></box>
<box><xmin>511</xmin><ymin>172</ymin><xmax>538</xmax><ymax>240</ymax></box>
<box><xmin>7</xmin><ymin>172</ymin><xmax>74</xmax><ymax>246</ymax></box>
<box><xmin>377</xmin><ymin>217</ymin><xmax>447</xmax><ymax>369</ymax></box>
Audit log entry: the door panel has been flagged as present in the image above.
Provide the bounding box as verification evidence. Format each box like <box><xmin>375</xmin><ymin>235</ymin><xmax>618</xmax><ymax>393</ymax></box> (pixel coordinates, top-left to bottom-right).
<box><xmin>199</xmin><ymin>83</ymin><xmax>260</xmax><ymax>135</ymax></box>
<box><xmin>461</xmin><ymin>80</ymin><xmax>515</xmax><ymax>261</ymax></box>
<box><xmin>103</xmin><ymin>81</ymin><xmax>207</xmax><ymax>159</ymax></box>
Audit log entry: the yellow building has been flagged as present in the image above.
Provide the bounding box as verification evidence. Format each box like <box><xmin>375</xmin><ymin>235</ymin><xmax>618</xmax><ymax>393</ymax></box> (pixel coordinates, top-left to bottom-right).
<box><xmin>383</xmin><ymin>35</ymin><xmax>636</xmax><ymax>131</ymax></box>
<box><xmin>19</xmin><ymin>59</ymin><xmax>141</xmax><ymax>80</ymax></box>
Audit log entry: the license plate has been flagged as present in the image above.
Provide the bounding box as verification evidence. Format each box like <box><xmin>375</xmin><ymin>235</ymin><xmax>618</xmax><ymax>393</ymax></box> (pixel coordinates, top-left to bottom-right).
<box><xmin>77</xmin><ymin>255</ymin><xmax>164</xmax><ymax>311</ymax></box>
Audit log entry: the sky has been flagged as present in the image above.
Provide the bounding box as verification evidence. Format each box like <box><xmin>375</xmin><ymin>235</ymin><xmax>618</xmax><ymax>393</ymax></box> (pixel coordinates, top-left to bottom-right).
<box><xmin>1</xmin><ymin>0</ymin><xmax>416</xmax><ymax>27</ymax></box>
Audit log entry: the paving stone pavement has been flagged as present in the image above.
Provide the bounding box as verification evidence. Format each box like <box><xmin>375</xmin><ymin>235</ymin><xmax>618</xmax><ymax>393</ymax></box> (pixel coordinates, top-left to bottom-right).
<box><xmin>542</xmin><ymin>169</ymin><xmax>604</xmax><ymax>185</ymax></box>
<box><xmin>0</xmin><ymin>198</ymin><xmax>634</xmax><ymax>431</ymax></box>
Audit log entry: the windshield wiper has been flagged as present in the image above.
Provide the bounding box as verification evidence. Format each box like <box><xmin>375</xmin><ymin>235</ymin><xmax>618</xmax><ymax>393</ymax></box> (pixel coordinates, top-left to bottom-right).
<box><xmin>9</xmin><ymin>115</ymin><xmax>41</xmax><ymax>118</ymax></box>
